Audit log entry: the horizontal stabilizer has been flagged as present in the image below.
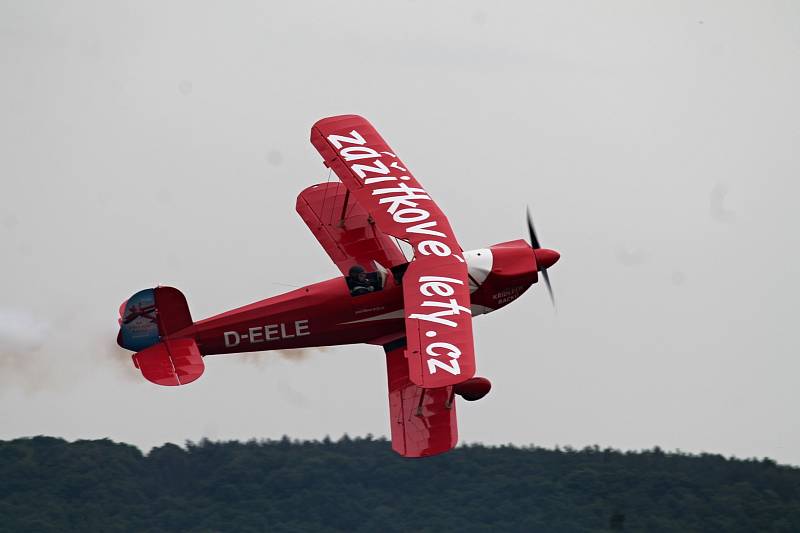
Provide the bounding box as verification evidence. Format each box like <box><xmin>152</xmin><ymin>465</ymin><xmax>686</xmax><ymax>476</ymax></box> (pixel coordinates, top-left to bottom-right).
<box><xmin>132</xmin><ymin>338</ymin><xmax>204</xmax><ymax>386</ymax></box>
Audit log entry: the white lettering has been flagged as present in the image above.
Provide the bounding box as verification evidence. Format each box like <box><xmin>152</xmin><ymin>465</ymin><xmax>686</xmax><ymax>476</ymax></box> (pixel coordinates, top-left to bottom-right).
<box><xmin>425</xmin><ymin>341</ymin><xmax>462</xmax><ymax>359</ymax></box>
<box><xmin>392</xmin><ymin>208</ymin><xmax>429</xmax><ymax>224</ymax></box>
<box><xmin>280</xmin><ymin>323</ymin><xmax>295</xmax><ymax>339</ymax></box>
<box><xmin>420</xmin><ymin>281</ymin><xmax>455</xmax><ymax>297</ymax></box>
<box><xmin>248</xmin><ymin>327</ymin><xmax>263</xmax><ymax>343</ymax></box>
<box><xmin>328</xmin><ymin>130</ymin><xmax>366</xmax><ymax>149</ymax></box>
<box><xmin>372</xmin><ymin>184</ymin><xmax>430</xmax><ymax>209</ymax></box>
<box><xmin>224</xmin><ymin>331</ymin><xmax>240</xmax><ymax>348</ymax></box>
<box><xmin>352</xmin><ymin>159</ymin><xmax>390</xmax><ymax>179</ymax></box>
<box><xmin>409</xmin><ymin>298</ymin><xmax>471</xmax><ymax>328</ymax></box>
<box><xmin>417</xmin><ymin>240</ymin><xmax>451</xmax><ymax>257</ymax></box>
<box><xmin>341</xmin><ymin>146</ymin><xmax>381</xmax><ymax>162</ymax></box>
<box><xmin>419</xmin><ymin>275</ymin><xmax>463</xmax><ymax>285</ymax></box>
<box><xmin>224</xmin><ymin>321</ymin><xmax>311</xmax><ymax>346</ymax></box>
<box><xmin>427</xmin><ymin>358</ymin><xmax>461</xmax><ymax>375</ymax></box>
<box><xmin>265</xmin><ymin>324</ymin><xmax>279</xmax><ymax>341</ymax></box>
<box><xmin>406</xmin><ymin>220</ymin><xmax>446</xmax><ymax>238</ymax></box>
<box><xmin>295</xmin><ymin>320</ymin><xmax>310</xmax><ymax>337</ymax></box>
<box><xmin>325</xmin><ymin>131</ymin><xmax>477</xmax><ymax>379</ymax></box>
<box><xmin>410</xmin><ymin>301</ymin><xmax>468</xmax><ymax>328</ymax></box>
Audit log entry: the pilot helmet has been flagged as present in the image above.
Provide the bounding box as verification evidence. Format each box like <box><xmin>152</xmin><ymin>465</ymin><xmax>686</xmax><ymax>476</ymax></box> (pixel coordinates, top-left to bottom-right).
<box><xmin>348</xmin><ymin>265</ymin><xmax>366</xmax><ymax>277</ymax></box>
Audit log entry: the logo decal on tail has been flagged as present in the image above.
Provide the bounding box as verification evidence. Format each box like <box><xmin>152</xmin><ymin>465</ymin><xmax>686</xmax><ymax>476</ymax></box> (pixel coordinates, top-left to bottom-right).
<box><xmin>120</xmin><ymin>289</ymin><xmax>160</xmax><ymax>351</ymax></box>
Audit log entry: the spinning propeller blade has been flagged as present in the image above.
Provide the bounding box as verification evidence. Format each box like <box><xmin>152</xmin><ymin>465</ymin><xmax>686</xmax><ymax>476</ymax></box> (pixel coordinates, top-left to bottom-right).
<box><xmin>527</xmin><ymin>207</ymin><xmax>557</xmax><ymax>307</ymax></box>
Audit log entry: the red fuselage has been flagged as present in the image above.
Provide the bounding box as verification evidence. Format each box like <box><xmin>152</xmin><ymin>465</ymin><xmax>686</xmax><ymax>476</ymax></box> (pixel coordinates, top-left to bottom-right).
<box><xmin>169</xmin><ymin>240</ymin><xmax>557</xmax><ymax>357</ymax></box>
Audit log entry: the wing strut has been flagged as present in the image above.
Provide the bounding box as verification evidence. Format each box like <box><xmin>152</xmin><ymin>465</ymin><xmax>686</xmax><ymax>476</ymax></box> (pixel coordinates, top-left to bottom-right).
<box><xmin>338</xmin><ymin>189</ymin><xmax>350</xmax><ymax>227</ymax></box>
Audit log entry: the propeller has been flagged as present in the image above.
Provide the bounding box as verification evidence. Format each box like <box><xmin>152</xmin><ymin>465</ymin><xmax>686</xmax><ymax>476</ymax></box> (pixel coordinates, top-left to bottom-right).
<box><xmin>526</xmin><ymin>207</ymin><xmax>558</xmax><ymax>307</ymax></box>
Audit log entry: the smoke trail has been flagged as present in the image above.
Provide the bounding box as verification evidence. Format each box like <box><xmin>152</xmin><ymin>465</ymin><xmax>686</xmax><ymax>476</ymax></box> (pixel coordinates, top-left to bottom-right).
<box><xmin>101</xmin><ymin>337</ymin><xmax>141</xmax><ymax>382</ymax></box>
<box><xmin>275</xmin><ymin>346</ymin><xmax>331</xmax><ymax>360</ymax></box>
<box><xmin>0</xmin><ymin>304</ymin><xmax>330</xmax><ymax>389</ymax></box>
<box><xmin>237</xmin><ymin>346</ymin><xmax>330</xmax><ymax>367</ymax></box>
<box><xmin>0</xmin><ymin>307</ymin><xmax>50</xmax><ymax>391</ymax></box>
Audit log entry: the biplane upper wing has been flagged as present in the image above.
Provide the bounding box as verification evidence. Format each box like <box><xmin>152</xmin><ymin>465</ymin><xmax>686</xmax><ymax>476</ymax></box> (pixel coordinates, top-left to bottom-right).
<box><xmin>311</xmin><ymin>115</ymin><xmax>475</xmax><ymax>388</ymax></box>
<box><xmin>296</xmin><ymin>181</ymin><xmax>408</xmax><ymax>276</ymax></box>
<box><xmin>385</xmin><ymin>340</ymin><xmax>457</xmax><ymax>457</ymax></box>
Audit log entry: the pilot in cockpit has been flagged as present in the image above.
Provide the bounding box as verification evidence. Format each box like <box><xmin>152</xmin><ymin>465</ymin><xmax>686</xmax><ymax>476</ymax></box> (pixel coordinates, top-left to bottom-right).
<box><xmin>347</xmin><ymin>265</ymin><xmax>380</xmax><ymax>296</ymax></box>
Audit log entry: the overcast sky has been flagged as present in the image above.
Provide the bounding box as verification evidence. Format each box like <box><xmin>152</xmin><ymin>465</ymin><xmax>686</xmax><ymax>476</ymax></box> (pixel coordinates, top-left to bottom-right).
<box><xmin>2</xmin><ymin>1</ymin><xmax>799</xmax><ymax>464</ymax></box>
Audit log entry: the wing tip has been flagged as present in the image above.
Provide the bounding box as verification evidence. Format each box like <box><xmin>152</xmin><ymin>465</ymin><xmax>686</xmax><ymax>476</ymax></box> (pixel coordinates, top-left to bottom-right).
<box><xmin>311</xmin><ymin>114</ymin><xmax>372</xmax><ymax>137</ymax></box>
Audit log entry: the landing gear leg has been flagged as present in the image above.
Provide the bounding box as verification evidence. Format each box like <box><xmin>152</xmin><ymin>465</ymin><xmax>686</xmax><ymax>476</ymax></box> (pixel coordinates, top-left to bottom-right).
<box><xmin>445</xmin><ymin>387</ymin><xmax>455</xmax><ymax>409</ymax></box>
<box><xmin>415</xmin><ymin>388</ymin><xmax>426</xmax><ymax>416</ymax></box>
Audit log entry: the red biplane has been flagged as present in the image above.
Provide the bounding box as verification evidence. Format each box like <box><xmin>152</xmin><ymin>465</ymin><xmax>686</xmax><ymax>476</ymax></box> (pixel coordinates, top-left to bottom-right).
<box><xmin>117</xmin><ymin>115</ymin><xmax>560</xmax><ymax>457</ymax></box>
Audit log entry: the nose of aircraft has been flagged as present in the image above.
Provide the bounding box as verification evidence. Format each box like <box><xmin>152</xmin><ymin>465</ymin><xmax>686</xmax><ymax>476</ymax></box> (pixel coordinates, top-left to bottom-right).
<box><xmin>533</xmin><ymin>248</ymin><xmax>560</xmax><ymax>271</ymax></box>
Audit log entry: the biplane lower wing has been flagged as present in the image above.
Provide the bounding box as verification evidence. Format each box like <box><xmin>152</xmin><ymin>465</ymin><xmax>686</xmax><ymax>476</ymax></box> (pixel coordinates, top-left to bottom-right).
<box><xmin>296</xmin><ymin>182</ymin><xmax>408</xmax><ymax>276</ymax></box>
<box><xmin>385</xmin><ymin>340</ymin><xmax>458</xmax><ymax>458</ymax></box>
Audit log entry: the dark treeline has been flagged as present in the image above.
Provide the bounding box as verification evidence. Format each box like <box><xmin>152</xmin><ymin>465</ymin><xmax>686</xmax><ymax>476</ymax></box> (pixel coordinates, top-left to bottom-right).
<box><xmin>1</xmin><ymin>436</ymin><xmax>799</xmax><ymax>533</ymax></box>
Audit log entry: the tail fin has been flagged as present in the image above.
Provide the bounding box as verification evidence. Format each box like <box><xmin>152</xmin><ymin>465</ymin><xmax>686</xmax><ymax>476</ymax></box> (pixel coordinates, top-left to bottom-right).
<box><xmin>117</xmin><ymin>286</ymin><xmax>192</xmax><ymax>351</ymax></box>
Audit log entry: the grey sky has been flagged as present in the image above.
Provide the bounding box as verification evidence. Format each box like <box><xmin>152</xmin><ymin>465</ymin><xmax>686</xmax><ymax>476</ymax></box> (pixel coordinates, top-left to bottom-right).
<box><xmin>2</xmin><ymin>1</ymin><xmax>799</xmax><ymax>464</ymax></box>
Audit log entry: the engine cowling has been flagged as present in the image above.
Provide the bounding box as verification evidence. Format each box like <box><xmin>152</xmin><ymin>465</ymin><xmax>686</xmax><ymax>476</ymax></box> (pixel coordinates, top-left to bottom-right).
<box><xmin>467</xmin><ymin>240</ymin><xmax>537</xmax><ymax>313</ymax></box>
<box><xmin>464</xmin><ymin>239</ymin><xmax>560</xmax><ymax>315</ymax></box>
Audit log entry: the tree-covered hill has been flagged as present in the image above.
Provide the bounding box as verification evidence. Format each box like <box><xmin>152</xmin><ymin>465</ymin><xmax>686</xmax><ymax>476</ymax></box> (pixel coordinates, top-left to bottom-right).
<box><xmin>1</xmin><ymin>436</ymin><xmax>798</xmax><ymax>533</ymax></box>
